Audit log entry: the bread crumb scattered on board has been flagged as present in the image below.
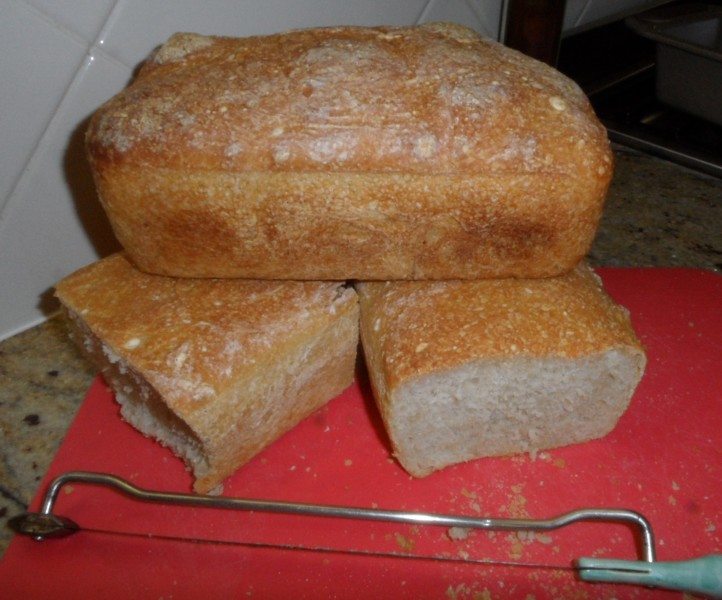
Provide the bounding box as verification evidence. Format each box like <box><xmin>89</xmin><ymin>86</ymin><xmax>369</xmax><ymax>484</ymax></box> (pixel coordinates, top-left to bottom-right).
<box><xmin>393</xmin><ymin>532</ymin><xmax>415</xmax><ymax>552</ymax></box>
<box><xmin>448</xmin><ymin>526</ymin><xmax>471</xmax><ymax>541</ymax></box>
<box><xmin>445</xmin><ymin>584</ymin><xmax>493</xmax><ymax>600</ymax></box>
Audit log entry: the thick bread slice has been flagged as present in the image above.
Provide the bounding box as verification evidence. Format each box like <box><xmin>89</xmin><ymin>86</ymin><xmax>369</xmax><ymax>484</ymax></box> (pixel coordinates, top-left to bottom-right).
<box><xmin>86</xmin><ymin>22</ymin><xmax>612</xmax><ymax>280</ymax></box>
<box><xmin>356</xmin><ymin>264</ymin><xmax>646</xmax><ymax>477</ymax></box>
<box><xmin>55</xmin><ymin>254</ymin><xmax>359</xmax><ymax>493</ymax></box>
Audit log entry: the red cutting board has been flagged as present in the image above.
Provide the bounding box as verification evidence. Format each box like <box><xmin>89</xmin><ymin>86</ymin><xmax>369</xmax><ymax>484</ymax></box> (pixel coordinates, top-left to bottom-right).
<box><xmin>2</xmin><ymin>268</ymin><xmax>720</xmax><ymax>599</ymax></box>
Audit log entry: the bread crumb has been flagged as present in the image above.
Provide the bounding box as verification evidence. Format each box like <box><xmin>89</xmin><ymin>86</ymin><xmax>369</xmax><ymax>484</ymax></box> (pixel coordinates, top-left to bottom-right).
<box><xmin>123</xmin><ymin>337</ymin><xmax>141</xmax><ymax>349</ymax></box>
<box><xmin>207</xmin><ymin>483</ymin><xmax>224</xmax><ymax>496</ymax></box>
<box><xmin>549</xmin><ymin>96</ymin><xmax>566</xmax><ymax>111</ymax></box>
<box><xmin>506</xmin><ymin>532</ymin><xmax>524</xmax><ymax>559</ymax></box>
<box><xmin>394</xmin><ymin>532</ymin><xmax>415</xmax><ymax>552</ymax></box>
<box><xmin>413</xmin><ymin>134</ymin><xmax>438</xmax><ymax>159</ymax></box>
<box><xmin>344</xmin><ymin>458</ymin><xmax>353</xmax><ymax>466</ymax></box>
<box><xmin>154</xmin><ymin>33</ymin><xmax>213</xmax><ymax>64</ymax></box>
<box><xmin>225</xmin><ymin>142</ymin><xmax>244</xmax><ymax>157</ymax></box>
<box><xmin>273</xmin><ymin>146</ymin><xmax>290</xmax><ymax>163</ymax></box>
<box><xmin>415</xmin><ymin>342</ymin><xmax>429</xmax><ymax>353</ymax></box>
<box><xmin>376</xmin><ymin>32</ymin><xmax>402</xmax><ymax>40</ymax></box>
<box><xmin>447</xmin><ymin>526</ymin><xmax>471</xmax><ymax>541</ymax></box>
<box><xmin>672</xmin><ymin>481</ymin><xmax>680</xmax><ymax>490</ymax></box>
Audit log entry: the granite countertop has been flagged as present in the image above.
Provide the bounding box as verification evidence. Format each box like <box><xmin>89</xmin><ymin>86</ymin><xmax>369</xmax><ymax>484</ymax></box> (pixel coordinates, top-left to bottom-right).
<box><xmin>0</xmin><ymin>146</ymin><xmax>720</xmax><ymax>558</ymax></box>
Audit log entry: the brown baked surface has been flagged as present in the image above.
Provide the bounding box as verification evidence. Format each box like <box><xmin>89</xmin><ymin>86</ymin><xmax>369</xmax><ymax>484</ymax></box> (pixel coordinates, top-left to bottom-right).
<box><xmin>86</xmin><ymin>23</ymin><xmax>612</xmax><ymax>280</ymax></box>
<box><xmin>356</xmin><ymin>263</ymin><xmax>643</xmax><ymax>395</ymax></box>
<box><xmin>55</xmin><ymin>254</ymin><xmax>359</xmax><ymax>492</ymax></box>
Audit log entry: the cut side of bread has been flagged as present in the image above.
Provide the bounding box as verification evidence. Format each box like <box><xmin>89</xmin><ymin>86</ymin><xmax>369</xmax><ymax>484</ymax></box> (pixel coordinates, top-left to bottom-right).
<box><xmin>86</xmin><ymin>23</ymin><xmax>612</xmax><ymax>280</ymax></box>
<box><xmin>356</xmin><ymin>264</ymin><xmax>646</xmax><ymax>477</ymax></box>
<box><xmin>55</xmin><ymin>254</ymin><xmax>359</xmax><ymax>493</ymax></box>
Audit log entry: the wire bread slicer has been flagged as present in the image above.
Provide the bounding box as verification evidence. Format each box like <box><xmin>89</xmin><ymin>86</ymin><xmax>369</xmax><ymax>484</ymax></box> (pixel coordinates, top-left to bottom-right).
<box><xmin>10</xmin><ymin>471</ymin><xmax>722</xmax><ymax>597</ymax></box>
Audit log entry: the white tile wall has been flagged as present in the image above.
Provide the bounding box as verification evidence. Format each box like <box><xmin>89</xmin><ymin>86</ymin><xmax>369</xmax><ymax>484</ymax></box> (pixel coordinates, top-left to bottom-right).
<box><xmin>25</xmin><ymin>0</ymin><xmax>116</xmax><ymax>42</ymax></box>
<box><xmin>3</xmin><ymin>0</ymin><xmax>655</xmax><ymax>340</ymax></box>
<box><xmin>0</xmin><ymin>49</ymin><xmax>131</xmax><ymax>338</ymax></box>
<box><xmin>0</xmin><ymin>0</ymin><xmax>87</xmax><ymax>211</ymax></box>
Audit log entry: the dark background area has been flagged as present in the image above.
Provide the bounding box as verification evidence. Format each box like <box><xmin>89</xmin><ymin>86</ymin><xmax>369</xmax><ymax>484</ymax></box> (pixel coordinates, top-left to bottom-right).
<box><xmin>556</xmin><ymin>0</ymin><xmax>722</xmax><ymax>177</ymax></box>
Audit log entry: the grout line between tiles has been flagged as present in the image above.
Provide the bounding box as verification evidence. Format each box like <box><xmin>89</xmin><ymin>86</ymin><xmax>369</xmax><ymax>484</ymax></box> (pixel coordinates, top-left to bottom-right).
<box><xmin>414</xmin><ymin>0</ymin><xmax>437</xmax><ymax>25</ymax></box>
<box><xmin>16</xmin><ymin>0</ymin><xmax>92</xmax><ymax>48</ymax></box>
<box><xmin>497</xmin><ymin>0</ymin><xmax>510</xmax><ymax>42</ymax></box>
<box><xmin>90</xmin><ymin>42</ymin><xmax>138</xmax><ymax>71</ymax></box>
<box><xmin>88</xmin><ymin>0</ymin><xmax>141</xmax><ymax>70</ymax></box>
<box><xmin>0</xmin><ymin>0</ymin><xmax>132</xmax><ymax>222</ymax></box>
<box><xmin>461</xmin><ymin>0</ymin><xmax>490</xmax><ymax>35</ymax></box>
<box><xmin>0</xmin><ymin>0</ymin><xmax>90</xmax><ymax>219</ymax></box>
<box><xmin>1</xmin><ymin>50</ymin><xmax>104</xmax><ymax>222</ymax></box>
<box><xmin>574</xmin><ymin>0</ymin><xmax>595</xmax><ymax>28</ymax></box>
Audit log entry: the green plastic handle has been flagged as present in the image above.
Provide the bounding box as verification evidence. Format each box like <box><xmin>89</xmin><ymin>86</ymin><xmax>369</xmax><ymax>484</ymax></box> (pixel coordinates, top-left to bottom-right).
<box><xmin>577</xmin><ymin>554</ymin><xmax>722</xmax><ymax>598</ymax></box>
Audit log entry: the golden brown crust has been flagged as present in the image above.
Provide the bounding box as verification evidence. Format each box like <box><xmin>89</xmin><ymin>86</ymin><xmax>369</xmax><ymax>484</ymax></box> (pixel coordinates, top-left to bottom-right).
<box><xmin>357</xmin><ymin>263</ymin><xmax>644</xmax><ymax>394</ymax></box>
<box><xmin>55</xmin><ymin>254</ymin><xmax>354</xmax><ymax>409</ymax></box>
<box><xmin>55</xmin><ymin>254</ymin><xmax>359</xmax><ymax>491</ymax></box>
<box><xmin>87</xmin><ymin>24</ymin><xmax>610</xmax><ymax>177</ymax></box>
<box><xmin>86</xmin><ymin>23</ymin><xmax>612</xmax><ymax>280</ymax></box>
<box><xmin>93</xmin><ymin>167</ymin><xmax>606</xmax><ymax>280</ymax></box>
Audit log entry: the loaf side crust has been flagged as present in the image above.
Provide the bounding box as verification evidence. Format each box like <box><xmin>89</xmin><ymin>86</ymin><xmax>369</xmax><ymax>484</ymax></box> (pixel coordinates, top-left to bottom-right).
<box><xmin>93</xmin><ymin>167</ymin><xmax>607</xmax><ymax>280</ymax></box>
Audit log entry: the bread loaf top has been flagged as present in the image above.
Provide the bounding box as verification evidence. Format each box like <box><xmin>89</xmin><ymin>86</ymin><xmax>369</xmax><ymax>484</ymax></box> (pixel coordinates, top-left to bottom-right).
<box><xmin>356</xmin><ymin>264</ymin><xmax>644</xmax><ymax>388</ymax></box>
<box><xmin>55</xmin><ymin>254</ymin><xmax>357</xmax><ymax>414</ymax></box>
<box><xmin>87</xmin><ymin>22</ymin><xmax>611</xmax><ymax>181</ymax></box>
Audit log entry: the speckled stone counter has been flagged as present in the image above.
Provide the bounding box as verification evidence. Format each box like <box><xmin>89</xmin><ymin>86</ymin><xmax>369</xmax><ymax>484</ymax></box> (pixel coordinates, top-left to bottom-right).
<box><xmin>1</xmin><ymin>147</ymin><xmax>720</xmax><ymax>557</ymax></box>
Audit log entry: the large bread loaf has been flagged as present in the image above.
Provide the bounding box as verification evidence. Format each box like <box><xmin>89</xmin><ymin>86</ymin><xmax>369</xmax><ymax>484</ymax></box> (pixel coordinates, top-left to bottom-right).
<box><xmin>87</xmin><ymin>23</ymin><xmax>612</xmax><ymax>280</ymax></box>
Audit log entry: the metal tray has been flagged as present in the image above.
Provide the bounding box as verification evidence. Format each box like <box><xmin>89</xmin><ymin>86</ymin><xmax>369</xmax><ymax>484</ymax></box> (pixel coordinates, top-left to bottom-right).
<box><xmin>627</xmin><ymin>3</ymin><xmax>722</xmax><ymax>126</ymax></box>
